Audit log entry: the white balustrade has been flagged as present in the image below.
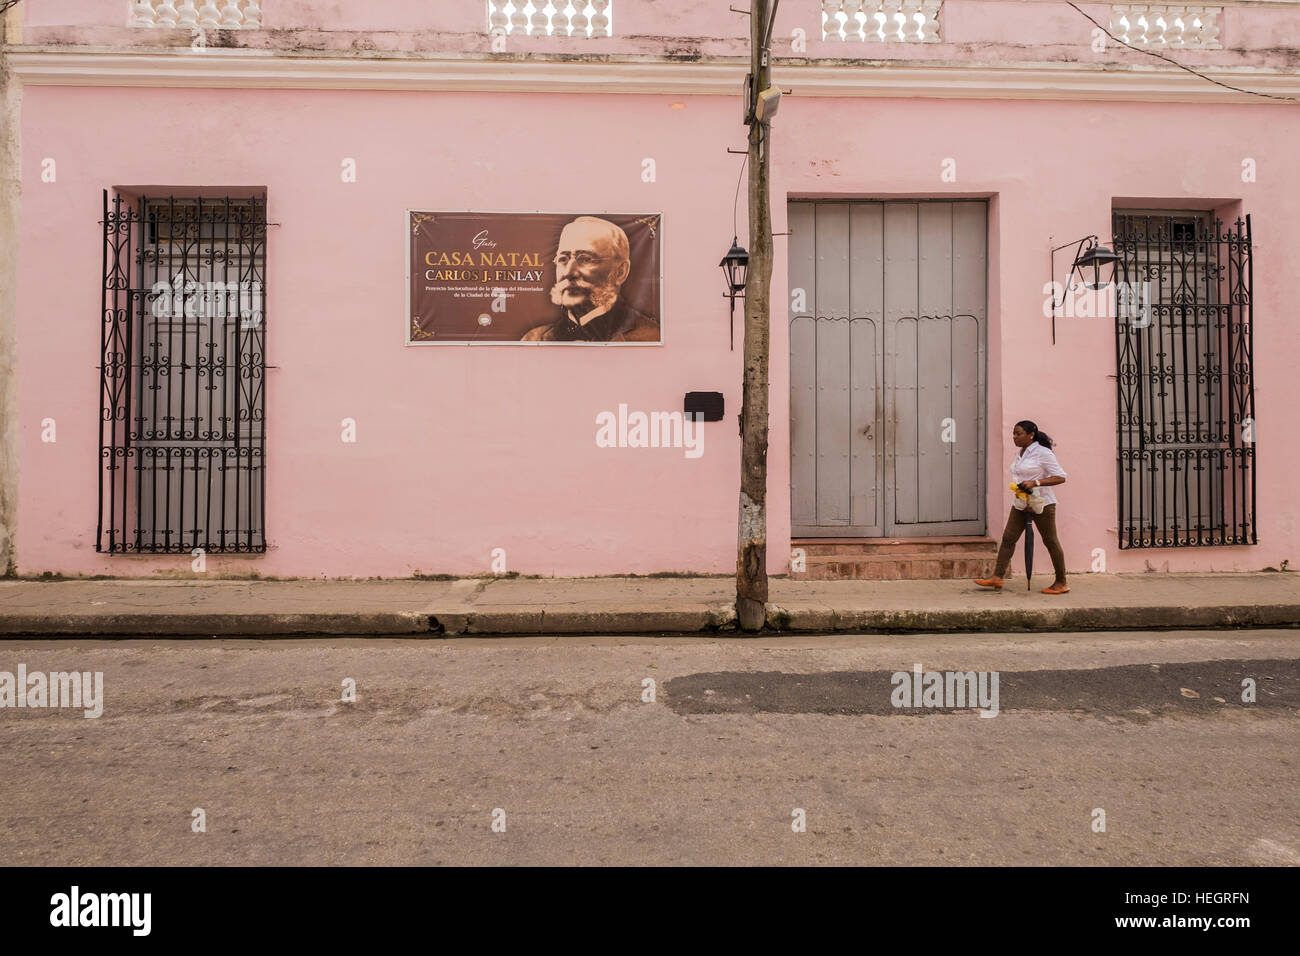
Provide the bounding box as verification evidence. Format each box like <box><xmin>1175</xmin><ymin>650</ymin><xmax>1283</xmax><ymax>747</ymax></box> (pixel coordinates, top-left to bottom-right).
<box><xmin>220</xmin><ymin>1</ymin><xmax>244</xmax><ymax>29</ymax></box>
<box><xmin>822</xmin><ymin>0</ymin><xmax>942</xmax><ymax>42</ymax></box>
<box><xmin>196</xmin><ymin>2</ymin><xmax>223</xmax><ymax>29</ymax></box>
<box><xmin>130</xmin><ymin>0</ymin><xmax>262</xmax><ymax>28</ymax></box>
<box><xmin>129</xmin><ymin>1</ymin><xmax>1229</xmax><ymax>50</ymax></box>
<box><xmin>1110</xmin><ymin>6</ymin><xmax>1223</xmax><ymax>49</ymax></box>
<box><xmin>487</xmin><ymin>2</ymin><xmax>614</xmax><ymax>37</ymax></box>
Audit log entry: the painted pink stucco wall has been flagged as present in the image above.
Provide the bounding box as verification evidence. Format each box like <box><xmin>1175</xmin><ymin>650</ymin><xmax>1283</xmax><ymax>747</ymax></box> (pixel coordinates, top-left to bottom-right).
<box><xmin>15</xmin><ymin>82</ymin><xmax>1300</xmax><ymax>577</ymax></box>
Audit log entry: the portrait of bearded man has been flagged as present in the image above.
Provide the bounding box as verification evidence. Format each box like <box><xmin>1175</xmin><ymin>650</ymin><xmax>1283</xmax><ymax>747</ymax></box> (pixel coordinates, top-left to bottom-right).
<box><xmin>521</xmin><ymin>216</ymin><xmax>660</xmax><ymax>343</ymax></box>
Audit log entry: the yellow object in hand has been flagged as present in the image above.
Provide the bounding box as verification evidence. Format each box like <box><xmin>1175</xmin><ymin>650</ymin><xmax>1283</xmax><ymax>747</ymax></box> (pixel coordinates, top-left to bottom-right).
<box><xmin>1010</xmin><ymin>481</ymin><xmax>1046</xmax><ymax>513</ymax></box>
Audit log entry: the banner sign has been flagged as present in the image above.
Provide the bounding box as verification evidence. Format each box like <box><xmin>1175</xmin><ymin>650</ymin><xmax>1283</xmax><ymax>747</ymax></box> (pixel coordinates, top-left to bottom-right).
<box><xmin>407</xmin><ymin>210</ymin><xmax>663</xmax><ymax>344</ymax></box>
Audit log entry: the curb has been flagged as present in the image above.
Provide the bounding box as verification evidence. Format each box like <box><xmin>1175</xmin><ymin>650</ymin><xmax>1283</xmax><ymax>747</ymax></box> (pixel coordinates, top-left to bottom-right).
<box><xmin>0</xmin><ymin>612</ymin><xmax>435</xmax><ymax>637</ymax></box>
<box><xmin>766</xmin><ymin>604</ymin><xmax>1300</xmax><ymax>633</ymax></box>
<box><xmin>2</xmin><ymin>603</ymin><xmax>1298</xmax><ymax>636</ymax></box>
<box><xmin>458</xmin><ymin>604</ymin><xmax>737</xmax><ymax>635</ymax></box>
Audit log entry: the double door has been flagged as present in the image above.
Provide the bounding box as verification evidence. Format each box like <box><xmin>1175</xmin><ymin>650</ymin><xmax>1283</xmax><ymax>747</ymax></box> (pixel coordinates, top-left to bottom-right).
<box><xmin>789</xmin><ymin>200</ymin><xmax>988</xmax><ymax>537</ymax></box>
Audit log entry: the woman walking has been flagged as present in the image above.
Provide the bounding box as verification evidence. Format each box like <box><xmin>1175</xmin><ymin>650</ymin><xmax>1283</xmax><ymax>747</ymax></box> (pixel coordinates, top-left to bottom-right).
<box><xmin>975</xmin><ymin>420</ymin><xmax>1070</xmax><ymax>594</ymax></box>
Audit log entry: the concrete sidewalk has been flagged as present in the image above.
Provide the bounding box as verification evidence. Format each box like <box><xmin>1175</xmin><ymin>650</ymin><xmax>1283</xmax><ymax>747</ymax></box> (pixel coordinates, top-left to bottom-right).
<box><xmin>1</xmin><ymin>572</ymin><xmax>1298</xmax><ymax>636</ymax></box>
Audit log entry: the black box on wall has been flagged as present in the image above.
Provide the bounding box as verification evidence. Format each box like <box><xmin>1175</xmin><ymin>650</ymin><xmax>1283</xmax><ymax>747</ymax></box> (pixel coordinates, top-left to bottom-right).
<box><xmin>684</xmin><ymin>392</ymin><xmax>725</xmax><ymax>422</ymax></box>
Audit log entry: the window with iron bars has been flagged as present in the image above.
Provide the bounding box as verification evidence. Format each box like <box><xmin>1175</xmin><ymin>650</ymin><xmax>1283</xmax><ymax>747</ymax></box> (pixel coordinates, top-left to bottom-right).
<box><xmin>1112</xmin><ymin>209</ymin><xmax>1256</xmax><ymax>549</ymax></box>
<box><xmin>98</xmin><ymin>191</ymin><xmax>268</xmax><ymax>554</ymax></box>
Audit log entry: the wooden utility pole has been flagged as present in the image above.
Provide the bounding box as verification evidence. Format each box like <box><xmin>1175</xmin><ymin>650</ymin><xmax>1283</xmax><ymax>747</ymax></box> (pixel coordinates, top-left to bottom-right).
<box><xmin>736</xmin><ymin>0</ymin><xmax>774</xmax><ymax>632</ymax></box>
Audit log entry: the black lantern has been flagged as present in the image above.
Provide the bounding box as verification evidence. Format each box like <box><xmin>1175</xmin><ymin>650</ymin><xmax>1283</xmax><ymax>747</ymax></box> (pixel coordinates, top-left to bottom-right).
<box><xmin>720</xmin><ymin>237</ymin><xmax>748</xmax><ymax>296</ymax></box>
<box><xmin>720</xmin><ymin>236</ymin><xmax>749</xmax><ymax>350</ymax></box>
<box><xmin>1048</xmin><ymin>234</ymin><xmax>1120</xmax><ymax>345</ymax></box>
<box><xmin>1073</xmin><ymin>239</ymin><xmax>1120</xmax><ymax>291</ymax></box>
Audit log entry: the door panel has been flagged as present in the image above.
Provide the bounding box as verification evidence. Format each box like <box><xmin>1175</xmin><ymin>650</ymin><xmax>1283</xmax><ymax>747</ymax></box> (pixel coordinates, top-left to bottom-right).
<box><xmin>789</xmin><ymin>202</ymin><xmax>818</xmax><ymax>529</ymax></box>
<box><xmin>951</xmin><ymin>313</ymin><xmax>983</xmax><ymax>521</ymax></box>
<box><xmin>883</xmin><ymin>203</ymin><xmax>919</xmax><ymax>528</ymax></box>
<box><xmin>814</xmin><ymin>205</ymin><xmax>852</xmax><ymax>525</ymax></box>
<box><xmin>849</xmin><ymin>318</ymin><xmax>880</xmax><ymax>528</ymax></box>
<box><xmin>916</xmin><ymin>203</ymin><xmax>954</xmax><ymax>524</ymax></box>
<box><xmin>952</xmin><ymin>202</ymin><xmax>988</xmax><ymax>522</ymax></box>
<box><xmin>849</xmin><ymin>203</ymin><xmax>885</xmax><ymax>531</ymax></box>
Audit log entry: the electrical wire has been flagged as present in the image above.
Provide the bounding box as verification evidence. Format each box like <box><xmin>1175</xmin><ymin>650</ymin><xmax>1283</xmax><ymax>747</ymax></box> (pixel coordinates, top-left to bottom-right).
<box><xmin>732</xmin><ymin>151</ymin><xmax>748</xmax><ymax>240</ymax></box>
<box><xmin>1067</xmin><ymin>2</ymin><xmax>1297</xmax><ymax>103</ymax></box>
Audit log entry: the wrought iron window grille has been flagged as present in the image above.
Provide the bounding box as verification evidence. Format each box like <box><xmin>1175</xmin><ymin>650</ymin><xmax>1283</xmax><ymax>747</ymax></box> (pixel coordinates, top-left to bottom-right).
<box><xmin>98</xmin><ymin>191</ymin><xmax>268</xmax><ymax>554</ymax></box>
<box><xmin>1113</xmin><ymin>210</ymin><xmax>1255</xmax><ymax>549</ymax></box>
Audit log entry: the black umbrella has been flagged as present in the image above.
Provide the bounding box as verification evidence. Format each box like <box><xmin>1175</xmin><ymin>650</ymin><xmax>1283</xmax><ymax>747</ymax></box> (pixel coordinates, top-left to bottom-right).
<box><xmin>1024</xmin><ymin>512</ymin><xmax>1036</xmax><ymax>590</ymax></box>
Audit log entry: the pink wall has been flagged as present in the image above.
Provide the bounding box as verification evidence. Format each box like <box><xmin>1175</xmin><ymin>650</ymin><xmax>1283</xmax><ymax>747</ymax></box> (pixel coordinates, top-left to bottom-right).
<box><xmin>15</xmin><ymin>81</ymin><xmax>1300</xmax><ymax>577</ymax></box>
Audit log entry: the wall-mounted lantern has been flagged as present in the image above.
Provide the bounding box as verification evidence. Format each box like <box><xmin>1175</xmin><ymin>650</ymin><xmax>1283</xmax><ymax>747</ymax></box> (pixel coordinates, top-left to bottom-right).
<box><xmin>1048</xmin><ymin>234</ymin><xmax>1120</xmax><ymax>344</ymax></box>
<box><xmin>720</xmin><ymin>236</ymin><xmax>749</xmax><ymax>350</ymax></box>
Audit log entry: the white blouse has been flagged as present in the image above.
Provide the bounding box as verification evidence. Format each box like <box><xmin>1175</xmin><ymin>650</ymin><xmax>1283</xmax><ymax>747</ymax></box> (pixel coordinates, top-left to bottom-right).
<box><xmin>1010</xmin><ymin>442</ymin><xmax>1067</xmax><ymax>506</ymax></box>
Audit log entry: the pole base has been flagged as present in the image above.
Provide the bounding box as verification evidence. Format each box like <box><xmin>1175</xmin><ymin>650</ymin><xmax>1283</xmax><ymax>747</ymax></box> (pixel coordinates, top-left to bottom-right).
<box><xmin>737</xmin><ymin>597</ymin><xmax>766</xmax><ymax>632</ymax></box>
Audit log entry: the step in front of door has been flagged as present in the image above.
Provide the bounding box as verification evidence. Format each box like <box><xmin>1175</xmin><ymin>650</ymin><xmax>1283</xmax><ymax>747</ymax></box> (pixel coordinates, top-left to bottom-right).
<box><xmin>792</xmin><ymin>538</ymin><xmax>998</xmax><ymax>580</ymax></box>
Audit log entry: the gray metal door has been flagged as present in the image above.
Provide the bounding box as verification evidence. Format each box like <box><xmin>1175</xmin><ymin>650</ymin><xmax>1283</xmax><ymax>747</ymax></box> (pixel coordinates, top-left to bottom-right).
<box><xmin>789</xmin><ymin>200</ymin><xmax>987</xmax><ymax>537</ymax></box>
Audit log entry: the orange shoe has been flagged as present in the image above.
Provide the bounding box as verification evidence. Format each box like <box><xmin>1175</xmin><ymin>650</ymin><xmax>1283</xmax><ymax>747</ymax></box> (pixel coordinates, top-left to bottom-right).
<box><xmin>1041</xmin><ymin>583</ymin><xmax>1070</xmax><ymax>595</ymax></box>
<box><xmin>974</xmin><ymin>577</ymin><xmax>1004</xmax><ymax>589</ymax></box>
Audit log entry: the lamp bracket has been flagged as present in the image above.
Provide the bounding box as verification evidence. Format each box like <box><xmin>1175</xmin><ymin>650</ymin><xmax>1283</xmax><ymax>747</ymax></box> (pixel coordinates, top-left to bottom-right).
<box><xmin>1049</xmin><ymin>234</ymin><xmax>1101</xmax><ymax>303</ymax></box>
<box><xmin>1048</xmin><ymin>234</ymin><xmax>1105</xmax><ymax>346</ymax></box>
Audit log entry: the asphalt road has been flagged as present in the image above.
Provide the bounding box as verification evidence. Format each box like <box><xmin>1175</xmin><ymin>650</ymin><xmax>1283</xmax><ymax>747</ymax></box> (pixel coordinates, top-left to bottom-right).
<box><xmin>1</xmin><ymin>629</ymin><xmax>1298</xmax><ymax>866</ymax></box>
